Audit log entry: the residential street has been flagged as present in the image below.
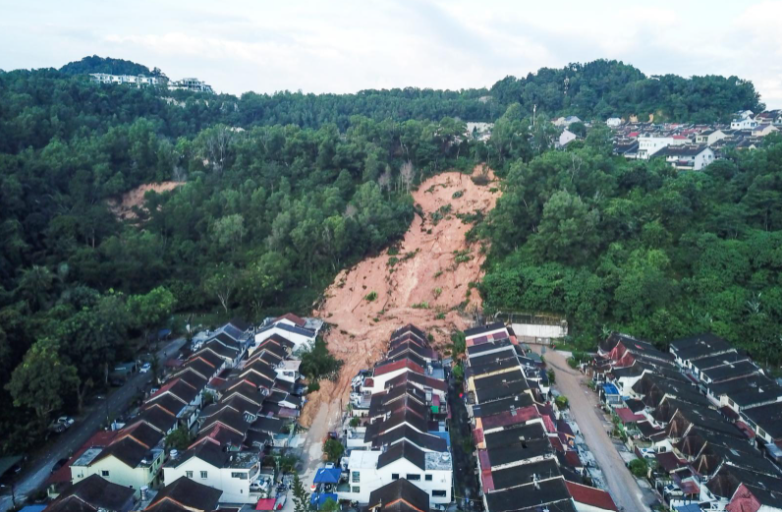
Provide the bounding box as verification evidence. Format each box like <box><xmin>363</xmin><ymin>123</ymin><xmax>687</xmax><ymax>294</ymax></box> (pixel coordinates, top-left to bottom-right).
<box><xmin>0</xmin><ymin>337</ymin><xmax>187</xmax><ymax>512</ymax></box>
<box><xmin>533</xmin><ymin>346</ymin><xmax>654</xmax><ymax>512</ymax></box>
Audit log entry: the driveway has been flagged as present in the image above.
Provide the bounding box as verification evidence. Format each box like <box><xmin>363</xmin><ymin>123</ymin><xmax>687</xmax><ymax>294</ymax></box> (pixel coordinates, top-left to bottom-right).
<box><xmin>533</xmin><ymin>346</ymin><xmax>655</xmax><ymax>512</ymax></box>
<box><xmin>0</xmin><ymin>337</ymin><xmax>187</xmax><ymax>512</ymax></box>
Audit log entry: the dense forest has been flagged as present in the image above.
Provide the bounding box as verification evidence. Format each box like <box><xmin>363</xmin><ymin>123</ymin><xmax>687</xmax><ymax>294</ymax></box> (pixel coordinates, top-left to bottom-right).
<box><xmin>481</xmin><ymin>125</ymin><xmax>782</xmax><ymax>365</ymax></box>
<box><xmin>0</xmin><ymin>61</ymin><xmax>483</xmax><ymax>451</ymax></box>
<box><xmin>0</xmin><ymin>55</ymin><xmax>773</xmax><ymax>451</ymax></box>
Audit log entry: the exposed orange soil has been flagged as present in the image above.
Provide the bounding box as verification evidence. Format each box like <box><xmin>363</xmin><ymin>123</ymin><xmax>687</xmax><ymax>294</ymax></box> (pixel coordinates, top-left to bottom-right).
<box><xmin>300</xmin><ymin>165</ymin><xmax>498</xmax><ymax>427</ymax></box>
<box><xmin>108</xmin><ymin>181</ymin><xmax>184</xmax><ymax>219</ymax></box>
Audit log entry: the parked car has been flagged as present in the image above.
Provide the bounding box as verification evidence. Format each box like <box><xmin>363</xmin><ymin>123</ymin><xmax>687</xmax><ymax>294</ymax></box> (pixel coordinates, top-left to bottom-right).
<box><xmin>51</xmin><ymin>458</ymin><xmax>69</xmax><ymax>473</ymax></box>
<box><xmin>50</xmin><ymin>416</ymin><xmax>75</xmax><ymax>433</ymax></box>
<box><xmin>140</xmin><ymin>362</ymin><xmax>152</xmax><ymax>373</ymax></box>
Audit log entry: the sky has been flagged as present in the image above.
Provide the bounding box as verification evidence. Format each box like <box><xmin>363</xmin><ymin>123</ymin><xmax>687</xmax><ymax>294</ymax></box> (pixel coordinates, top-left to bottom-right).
<box><xmin>2</xmin><ymin>0</ymin><xmax>782</xmax><ymax>108</ymax></box>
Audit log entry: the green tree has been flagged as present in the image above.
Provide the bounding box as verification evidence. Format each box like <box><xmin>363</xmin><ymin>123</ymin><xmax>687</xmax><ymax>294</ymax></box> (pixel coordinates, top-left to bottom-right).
<box><xmin>628</xmin><ymin>458</ymin><xmax>649</xmax><ymax>478</ymax></box>
<box><xmin>203</xmin><ymin>264</ymin><xmax>240</xmax><ymax>315</ymax></box>
<box><xmin>127</xmin><ymin>286</ymin><xmax>176</xmax><ymax>349</ymax></box>
<box><xmin>292</xmin><ymin>473</ymin><xmax>310</xmax><ymax>512</ymax></box>
<box><xmin>323</xmin><ymin>438</ymin><xmax>344</xmax><ymax>463</ymax></box>
<box><xmin>165</xmin><ymin>427</ymin><xmax>192</xmax><ymax>451</ymax></box>
<box><xmin>6</xmin><ymin>340</ymin><xmax>79</xmax><ymax>426</ymax></box>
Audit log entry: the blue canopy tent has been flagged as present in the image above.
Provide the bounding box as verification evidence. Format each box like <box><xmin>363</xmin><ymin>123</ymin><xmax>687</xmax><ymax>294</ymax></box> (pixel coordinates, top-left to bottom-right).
<box><xmin>313</xmin><ymin>467</ymin><xmax>341</xmax><ymax>484</ymax></box>
<box><xmin>311</xmin><ymin>492</ymin><xmax>339</xmax><ymax>509</ymax></box>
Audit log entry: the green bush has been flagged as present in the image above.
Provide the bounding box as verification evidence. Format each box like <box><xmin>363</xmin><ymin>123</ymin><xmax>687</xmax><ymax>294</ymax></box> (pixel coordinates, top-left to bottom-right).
<box><xmin>452</xmin><ymin>190</ymin><xmax>464</xmax><ymax>199</ymax></box>
<box><xmin>365</xmin><ymin>291</ymin><xmax>378</xmax><ymax>301</ymax></box>
<box><xmin>349</xmin><ymin>417</ymin><xmax>360</xmax><ymax>428</ymax></box>
<box><xmin>629</xmin><ymin>458</ymin><xmax>649</xmax><ymax>478</ymax></box>
<box><xmin>301</xmin><ymin>339</ymin><xmax>343</xmax><ymax>381</ymax></box>
<box><xmin>411</xmin><ymin>301</ymin><xmax>430</xmax><ymax>309</ymax></box>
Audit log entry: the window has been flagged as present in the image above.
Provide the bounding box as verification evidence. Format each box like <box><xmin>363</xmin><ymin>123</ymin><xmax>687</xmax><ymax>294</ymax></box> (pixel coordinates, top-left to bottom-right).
<box><xmin>352</xmin><ymin>471</ymin><xmax>360</xmax><ymax>483</ymax></box>
<box><xmin>200</xmin><ymin>471</ymin><xmax>208</xmax><ymax>479</ymax></box>
<box><xmin>406</xmin><ymin>474</ymin><xmax>421</xmax><ymax>481</ymax></box>
<box><xmin>425</xmin><ymin>474</ymin><xmax>433</xmax><ymax>481</ymax></box>
<box><xmin>352</xmin><ymin>486</ymin><xmax>360</xmax><ymax>493</ymax></box>
<box><xmin>391</xmin><ymin>474</ymin><xmax>399</xmax><ymax>480</ymax></box>
<box><xmin>432</xmin><ymin>490</ymin><xmax>447</xmax><ymax>497</ymax></box>
<box><xmin>101</xmin><ymin>470</ymin><xmax>110</xmax><ymax>477</ymax></box>
<box><xmin>186</xmin><ymin>471</ymin><xmax>193</xmax><ymax>478</ymax></box>
<box><xmin>232</xmin><ymin>472</ymin><xmax>248</xmax><ymax>480</ymax></box>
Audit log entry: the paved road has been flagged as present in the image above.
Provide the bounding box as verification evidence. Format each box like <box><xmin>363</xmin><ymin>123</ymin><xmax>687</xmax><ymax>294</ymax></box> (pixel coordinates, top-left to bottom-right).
<box><xmin>534</xmin><ymin>347</ymin><xmax>653</xmax><ymax>512</ymax></box>
<box><xmin>0</xmin><ymin>337</ymin><xmax>187</xmax><ymax>511</ymax></box>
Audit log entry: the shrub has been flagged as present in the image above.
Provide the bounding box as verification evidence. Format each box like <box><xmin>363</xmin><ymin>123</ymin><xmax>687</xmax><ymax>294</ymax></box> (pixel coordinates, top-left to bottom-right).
<box><xmin>453</xmin><ymin>249</ymin><xmax>472</xmax><ymax>264</ymax></box>
<box><xmin>433</xmin><ymin>287</ymin><xmax>442</xmax><ymax>299</ymax></box>
<box><xmin>412</xmin><ymin>301</ymin><xmax>430</xmax><ymax>309</ymax></box>
<box><xmin>308</xmin><ymin>381</ymin><xmax>320</xmax><ymax>393</ymax></box>
<box><xmin>435</xmin><ymin>312</ymin><xmax>446</xmax><ymax>320</ymax></box>
<box><xmin>324</xmin><ymin>439</ymin><xmax>344</xmax><ymax>463</ymax></box>
<box><xmin>387</xmin><ymin>256</ymin><xmax>399</xmax><ymax>267</ymax></box>
<box><xmin>301</xmin><ymin>339</ymin><xmax>343</xmax><ymax>381</ymax></box>
<box><xmin>546</xmin><ymin>368</ymin><xmax>555</xmax><ymax>384</ymax></box>
<box><xmin>554</xmin><ymin>395</ymin><xmax>569</xmax><ymax>410</ymax></box>
<box><xmin>451</xmin><ymin>331</ymin><xmax>466</xmax><ymax>355</ymax></box>
<box><xmin>349</xmin><ymin>417</ymin><xmax>360</xmax><ymax>428</ymax></box>
<box><xmin>434</xmin><ymin>270</ymin><xmax>443</xmax><ymax>278</ymax></box>
<box><xmin>471</xmin><ymin>174</ymin><xmax>490</xmax><ymax>185</ymax></box>
<box><xmin>452</xmin><ymin>190</ymin><xmax>464</xmax><ymax>199</ymax></box>
<box><xmin>365</xmin><ymin>291</ymin><xmax>378</xmax><ymax>301</ymax></box>
<box><xmin>629</xmin><ymin>458</ymin><xmax>649</xmax><ymax>478</ymax></box>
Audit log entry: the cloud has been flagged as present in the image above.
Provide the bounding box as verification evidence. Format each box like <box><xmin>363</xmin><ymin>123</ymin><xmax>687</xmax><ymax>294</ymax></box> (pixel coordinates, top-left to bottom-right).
<box><xmin>1</xmin><ymin>0</ymin><xmax>781</xmax><ymax>107</ymax></box>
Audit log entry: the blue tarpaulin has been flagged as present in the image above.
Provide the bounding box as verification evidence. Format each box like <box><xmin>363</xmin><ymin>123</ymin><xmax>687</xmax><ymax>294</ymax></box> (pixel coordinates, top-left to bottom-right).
<box><xmin>311</xmin><ymin>492</ymin><xmax>339</xmax><ymax>508</ymax></box>
<box><xmin>313</xmin><ymin>467</ymin><xmax>341</xmax><ymax>484</ymax></box>
<box><xmin>602</xmin><ymin>383</ymin><xmax>619</xmax><ymax>395</ymax></box>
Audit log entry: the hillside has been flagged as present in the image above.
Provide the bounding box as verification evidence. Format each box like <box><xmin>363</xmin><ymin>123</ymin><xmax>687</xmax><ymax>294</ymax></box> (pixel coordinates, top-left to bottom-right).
<box><xmin>59</xmin><ymin>55</ymin><xmax>153</xmax><ymax>76</ymax></box>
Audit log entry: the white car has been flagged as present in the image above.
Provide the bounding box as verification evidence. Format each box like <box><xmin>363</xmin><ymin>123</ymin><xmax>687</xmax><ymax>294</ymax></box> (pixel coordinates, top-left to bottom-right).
<box><xmin>50</xmin><ymin>416</ymin><xmax>75</xmax><ymax>432</ymax></box>
<box><xmin>140</xmin><ymin>362</ymin><xmax>152</xmax><ymax>373</ymax></box>
<box><xmin>57</xmin><ymin>416</ymin><xmax>75</xmax><ymax>427</ymax></box>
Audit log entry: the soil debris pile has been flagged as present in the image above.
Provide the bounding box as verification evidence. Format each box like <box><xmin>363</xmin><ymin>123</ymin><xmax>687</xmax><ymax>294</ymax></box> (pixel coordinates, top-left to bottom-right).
<box><xmin>300</xmin><ymin>165</ymin><xmax>498</xmax><ymax>427</ymax></box>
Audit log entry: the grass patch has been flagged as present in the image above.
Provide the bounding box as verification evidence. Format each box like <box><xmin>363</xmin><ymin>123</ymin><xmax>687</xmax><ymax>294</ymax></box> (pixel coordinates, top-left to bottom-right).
<box><xmin>433</xmin><ymin>287</ymin><xmax>442</xmax><ymax>299</ymax></box>
<box><xmin>452</xmin><ymin>190</ymin><xmax>464</xmax><ymax>199</ymax></box>
<box><xmin>433</xmin><ymin>270</ymin><xmax>443</xmax><ymax>278</ymax></box>
<box><xmin>365</xmin><ymin>291</ymin><xmax>378</xmax><ymax>302</ymax></box>
<box><xmin>453</xmin><ymin>249</ymin><xmax>472</xmax><ymax>264</ymax></box>
<box><xmin>411</xmin><ymin>301</ymin><xmax>430</xmax><ymax>309</ymax></box>
<box><xmin>430</xmin><ymin>204</ymin><xmax>453</xmax><ymax>225</ymax></box>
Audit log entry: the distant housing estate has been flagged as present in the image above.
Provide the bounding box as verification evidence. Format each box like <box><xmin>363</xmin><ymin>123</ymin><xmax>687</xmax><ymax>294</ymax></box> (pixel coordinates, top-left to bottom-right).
<box><xmin>90</xmin><ymin>72</ymin><xmax>215</xmax><ymax>94</ymax></box>
<box><xmin>610</xmin><ymin>109</ymin><xmax>782</xmax><ymax>171</ymax></box>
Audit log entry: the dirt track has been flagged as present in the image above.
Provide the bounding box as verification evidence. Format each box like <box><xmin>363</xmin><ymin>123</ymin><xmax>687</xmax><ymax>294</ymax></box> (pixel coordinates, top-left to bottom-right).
<box><xmin>300</xmin><ymin>165</ymin><xmax>498</xmax><ymax>429</ymax></box>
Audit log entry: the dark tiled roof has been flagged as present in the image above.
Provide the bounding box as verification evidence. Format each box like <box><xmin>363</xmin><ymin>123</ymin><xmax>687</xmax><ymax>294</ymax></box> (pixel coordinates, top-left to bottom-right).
<box><xmin>391</xmin><ymin>324</ymin><xmax>427</xmax><ymax>341</ymax></box>
<box><xmin>367</xmin><ymin>477</ymin><xmax>429</xmax><ymax>512</ymax></box>
<box><xmin>669</xmin><ymin>333</ymin><xmax>734</xmax><ymax>361</ymax></box>
<box><xmin>483</xmin><ymin>422</ymin><xmax>547</xmax><ymax>450</ymax></box>
<box><xmin>473</xmin><ymin>394</ymin><xmax>535</xmax><ymax>419</ymax></box>
<box><xmin>484</xmin><ymin>477</ymin><xmax>571</xmax><ymax>512</ymax></box>
<box><xmin>377</xmin><ymin>441</ymin><xmax>426</xmax><ymax>470</ymax></box>
<box><xmin>702</xmin><ymin>361</ymin><xmax>759</xmax><ymax>383</ymax></box>
<box><xmin>47</xmin><ymin>474</ymin><xmax>134</xmax><ymax>512</ymax></box>
<box><xmin>485</xmin><ymin>438</ymin><xmax>554</xmax><ymax>469</ymax></box>
<box><xmin>167</xmin><ymin>439</ymin><xmax>227</xmax><ymax>469</ymax></box>
<box><xmin>742</xmin><ymin>401</ymin><xmax>782</xmax><ymax>439</ymax></box>
<box><xmin>691</xmin><ymin>352</ymin><xmax>750</xmax><ymax>372</ymax></box>
<box><xmin>474</xmin><ymin>370</ymin><xmax>529</xmax><ymax>403</ymax></box>
<box><xmin>373</xmin><ymin>425</ymin><xmax>448</xmax><ymax>452</ymax></box>
<box><xmin>464</xmin><ymin>322</ymin><xmax>506</xmax><ymax>337</ymax></box>
<box><xmin>149</xmin><ymin>476</ymin><xmax>222</xmax><ymax>511</ymax></box>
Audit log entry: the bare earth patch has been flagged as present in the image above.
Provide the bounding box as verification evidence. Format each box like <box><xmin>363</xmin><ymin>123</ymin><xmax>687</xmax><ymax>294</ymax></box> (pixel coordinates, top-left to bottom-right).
<box><xmin>108</xmin><ymin>181</ymin><xmax>184</xmax><ymax>220</ymax></box>
<box><xmin>300</xmin><ymin>165</ymin><xmax>498</xmax><ymax>429</ymax></box>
